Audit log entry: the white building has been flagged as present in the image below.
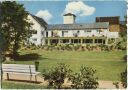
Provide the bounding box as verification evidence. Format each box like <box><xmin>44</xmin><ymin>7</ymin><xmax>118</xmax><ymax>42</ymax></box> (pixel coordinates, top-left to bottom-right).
<box><xmin>28</xmin><ymin>13</ymin><xmax>119</xmax><ymax>45</ymax></box>
<box><xmin>45</xmin><ymin>13</ymin><xmax>119</xmax><ymax>45</ymax></box>
<box><xmin>27</xmin><ymin>14</ymin><xmax>47</xmax><ymax>45</ymax></box>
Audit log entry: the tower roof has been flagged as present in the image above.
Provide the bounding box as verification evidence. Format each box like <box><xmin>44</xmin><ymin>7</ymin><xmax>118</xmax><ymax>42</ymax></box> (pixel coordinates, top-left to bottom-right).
<box><xmin>63</xmin><ymin>13</ymin><xmax>76</xmax><ymax>17</ymax></box>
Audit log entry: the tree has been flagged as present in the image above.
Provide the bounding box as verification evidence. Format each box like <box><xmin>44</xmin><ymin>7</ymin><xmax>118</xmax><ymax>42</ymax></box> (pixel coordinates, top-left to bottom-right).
<box><xmin>117</xmin><ymin>15</ymin><xmax>127</xmax><ymax>50</ymax></box>
<box><xmin>0</xmin><ymin>1</ymin><xmax>32</xmax><ymax>56</ymax></box>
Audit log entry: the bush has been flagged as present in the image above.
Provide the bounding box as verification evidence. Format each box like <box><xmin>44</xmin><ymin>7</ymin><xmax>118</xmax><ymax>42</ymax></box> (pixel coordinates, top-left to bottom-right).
<box><xmin>116</xmin><ymin>37</ymin><xmax>126</xmax><ymax>50</ymax></box>
<box><xmin>70</xmin><ymin>66</ymin><xmax>99</xmax><ymax>89</ymax></box>
<box><xmin>42</xmin><ymin>63</ymin><xmax>72</xmax><ymax>89</ymax></box>
<box><xmin>120</xmin><ymin>68</ymin><xmax>127</xmax><ymax>88</ymax></box>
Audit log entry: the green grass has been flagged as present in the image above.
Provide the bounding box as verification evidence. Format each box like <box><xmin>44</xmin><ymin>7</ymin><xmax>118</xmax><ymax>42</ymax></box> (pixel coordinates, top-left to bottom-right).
<box><xmin>2</xmin><ymin>81</ymin><xmax>46</xmax><ymax>89</ymax></box>
<box><xmin>4</xmin><ymin>49</ymin><xmax>126</xmax><ymax>81</ymax></box>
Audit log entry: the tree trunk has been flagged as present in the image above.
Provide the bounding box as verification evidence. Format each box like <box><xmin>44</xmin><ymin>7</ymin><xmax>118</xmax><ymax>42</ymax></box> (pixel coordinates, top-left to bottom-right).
<box><xmin>12</xmin><ymin>39</ymin><xmax>19</xmax><ymax>59</ymax></box>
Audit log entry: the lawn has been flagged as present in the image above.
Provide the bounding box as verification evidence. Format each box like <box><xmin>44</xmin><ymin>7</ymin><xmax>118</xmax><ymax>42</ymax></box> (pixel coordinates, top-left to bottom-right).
<box><xmin>2</xmin><ymin>81</ymin><xmax>46</xmax><ymax>89</ymax></box>
<box><xmin>4</xmin><ymin>49</ymin><xmax>126</xmax><ymax>81</ymax></box>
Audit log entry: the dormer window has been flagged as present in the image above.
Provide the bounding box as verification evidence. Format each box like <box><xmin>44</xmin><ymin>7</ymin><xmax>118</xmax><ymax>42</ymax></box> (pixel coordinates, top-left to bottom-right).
<box><xmin>96</xmin><ymin>30</ymin><xmax>100</xmax><ymax>33</ymax></box>
<box><xmin>87</xmin><ymin>30</ymin><xmax>91</xmax><ymax>32</ymax></box>
<box><xmin>42</xmin><ymin>31</ymin><xmax>44</xmax><ymax>35</ymax></box>
<box><xmin>32</xmin><ymin>30</ymin><xmax>37</xmax><ymax>34</ymax></box>
<box><xmin>85</xmin><ymin>30</ymin><xmax>91</xmax><ymax>33</ymax></box>
<box><xmin>97</xmin><ymin>29</ymin><xmax>102</xmax><ymax>33</ymax></box>
<box><xmin>33</xmin><ymin>38</ymin><xmax>37</xmax><ymax>41</ymax></box>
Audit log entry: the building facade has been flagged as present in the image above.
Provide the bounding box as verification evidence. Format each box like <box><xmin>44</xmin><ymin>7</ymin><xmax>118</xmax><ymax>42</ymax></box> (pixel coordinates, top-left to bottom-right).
<box><xmin>28</xmin><ymin>13</ymin><xmax>119</xmax><ymax>45</ymax></box>
<box><xmin>27</xmin><ymin>14</ymin><xmax>47</xmax><ymax>45</ymax></box>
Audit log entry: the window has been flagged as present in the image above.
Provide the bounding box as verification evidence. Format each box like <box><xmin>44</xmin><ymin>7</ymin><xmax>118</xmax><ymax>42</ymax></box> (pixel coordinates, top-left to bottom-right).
<box><xmin>95</xmin><ymin>39</ymin><xmax>103</xmax><ymax>43</ymax></box>
<box><xmin>97</xmin><ymin>39</ymin><xmax>102</xmax><ymax>43</ymax></box>
<box><xmin>51</xmin><ymin>39</ymin><xmax>58</xmax><ymax>44</ymax></box>
<box><xmin>45</xmin><ymin>39</ymin><xmax>48</xmax><ymax>44</ymax></box>
<box><xmin>96</xmin><ymin>30</ymin><xmax>100</xmax><ymax>33</ymax></box>
<box><xmin>42</xmin><ymin>31</ymin><xmax>44</xmax><ymax>35</ymax></box>
<box><xmin>87</xmin><ymin>30</ymin><xmax>91</xmax><ymax>33</ymax></box>
<box><xmin>83</xmin><ymin>39</ymin><xmax>93</xmax><ymax>43</ymax></box>
<box><xmin>62</xmin><ymin>31</ymin><xmax>68</xmax><ymax>37</ymax></box>
<box><xmin>71</xmin><ymin>39</ymin><xmax>81</xmax><ymax>43</ymax></box>
<box><xmin>32</xmin><ymin>30</ymin><xmax>37</xmax><ymax>34</ymax></box>
<box><xmin>95</xmin><ymin>39</ymin><xmax>98</xmax><ymax>43</ymax></box>
<box><xmin>62</xmin><ymin>39</ymin><xmax>69</xmax><ymax>43</ymax></box>
<box><xmin>33</xmin><ymin>38</ymin><xmax>37</xmax><ymax>41</ymax></box>
<box><xmin>51</xmin><ymin>31</ymin><xmax>53</xmax><ymax>37</ymax></box>
<box><xmin>97</xmin><ymin>29</ymin><xmax>102</xmax><ymax>33</ymax></box>
<box><xmin>85</xmin><ymin>30</ymin><xmax>91</xmax><ymax>33</ymax></box>
<box><xmin>103</xmin><ymin>40</ymin><xmax>105</xmax><ymax>44</ymax></box>
<box><xmin>46</xmin><ymin>32</ymin><xmax>48</xmax><ymax>37</ymax></box>
<box><xmin>73</xmin><ymin>31</ymin><xmax>79</xmax><ymax>37</ymax></box>
<box><xmin>74</xmin><ymin>39</ymin><xmax>81</xmax><ymax>43</ymax></box>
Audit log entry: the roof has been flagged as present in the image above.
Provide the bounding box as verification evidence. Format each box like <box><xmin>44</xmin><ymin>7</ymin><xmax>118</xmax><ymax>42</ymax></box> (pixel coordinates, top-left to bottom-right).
<box><xmin>96</xmin><ymin>16</ymin><xmax>120</xmax><ymax>24</ymax></box>
<box><xmin>30</xmin><ymin>14</ymin><xmax>48</xmax><ymax>28</ymax></box>
<box><xmin>96</xmin><ymin>16</ymin><xmax>120</xmax><ymax>18</ymax></box>
<box><xmin>63</xmin><ymin>13</ymin><xmax>76</xmax><ymax>17</ymax></box>
<box><xmin>46</xmin><ymin>22</ymin><xmax>109</xmax><ymax>30</ymax></box>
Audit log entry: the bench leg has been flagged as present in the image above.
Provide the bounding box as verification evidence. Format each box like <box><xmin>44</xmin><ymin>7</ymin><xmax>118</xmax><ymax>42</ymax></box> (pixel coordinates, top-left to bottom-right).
<box><xmin>7</xmin><ymin>73</ymin><xmax>9</xmax><ymax>80</ymax></box>
<box><xmin>30</xmin><ymin>75</ymin><xmax>32</xmax><ymax>81</ymax></box>
<box><xmin>35</xmin><ymin>75</ymin><xmax>37</xmax><ymax>82</ymax></box>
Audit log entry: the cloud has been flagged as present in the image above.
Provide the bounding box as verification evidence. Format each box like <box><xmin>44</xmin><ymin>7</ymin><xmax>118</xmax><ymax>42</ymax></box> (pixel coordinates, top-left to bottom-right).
<box><xmin>63</xmin><ymin>1</ymin><xmax>95</xmax><ymax>16</ymax></box>
<box><xmin>36</xmin><ymin>10</ymin><xmax>52</xmax><ymax>23</ymax></box>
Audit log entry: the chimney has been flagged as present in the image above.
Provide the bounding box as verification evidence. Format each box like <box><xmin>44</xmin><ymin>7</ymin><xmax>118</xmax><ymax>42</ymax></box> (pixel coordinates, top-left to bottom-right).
<box><xmin>63</xmin><ymin>13</ymin><xmax>76</xmax><ymax>24</ymax></box>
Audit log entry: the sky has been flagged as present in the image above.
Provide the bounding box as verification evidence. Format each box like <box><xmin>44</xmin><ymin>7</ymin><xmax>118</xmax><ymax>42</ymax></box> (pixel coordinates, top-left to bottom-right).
<box><xmin>19</xmin><ymin>1</ymin><xmax>127</xmax><ymax>24</ymax></box>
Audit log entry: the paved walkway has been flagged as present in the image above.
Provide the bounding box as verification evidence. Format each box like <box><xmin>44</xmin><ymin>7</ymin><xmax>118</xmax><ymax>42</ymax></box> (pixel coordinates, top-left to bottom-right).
<box><xmin>2</xmin><ymin>74</ymin><xmax>124</xmax><ymax>89</ymax></box>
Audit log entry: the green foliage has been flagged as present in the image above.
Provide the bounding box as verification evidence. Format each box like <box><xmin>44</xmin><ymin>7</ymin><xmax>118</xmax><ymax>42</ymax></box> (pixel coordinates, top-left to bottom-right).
<box><xmin>117</xmin><ymin>22</ymin><xmax>127</xmax><ymax>50</ymax></box>
<box><xmin>2</xmin><ymin>81</ymin><xmax>46</xmax><ymax>89</ymax></box>
<box><xmin>113</xmin><ymin>82</ymin><xmax>119</xmax><ymax>89</ymax></box>
<box><xmin>0</xmin><ymin>1</ymin><xmax>33</xmax><ymax>55</ymax></box>
<box><xmin>0</xmin><ymin>32</ymin><xmax>6</xmax><ymax>52</ymax></box>
<box><xmin>70</xmin><ymin>66</ymin><xmax>99</xmax><ymax>89</ymax></box>
<box><xmin>42</xmin><ymin>63</ymin><xmax>72</xmax><ymax>89</ymax></box>
<box><xmin>113</xmin><ymin>68</ymin><xmax>127</xmax><ymax>89</ymax></box>
<box><xmin>116</xmin><ymin>37</ymin><xmax>126</xmax><ymax>50</ymax></box>
<box><xmin>120</xmin><ymin>68</ymin><xmax>127</xmax><ymax>88</ymax></box>
<box><xmin>108</xmin><ymin>38</ymin><xmax>115</xmax><ymax>44</ymax></box>
<box><xmin>38</xmin><ymin>44</ymin><xmax>119</xmax><ymax>51</ymax></box>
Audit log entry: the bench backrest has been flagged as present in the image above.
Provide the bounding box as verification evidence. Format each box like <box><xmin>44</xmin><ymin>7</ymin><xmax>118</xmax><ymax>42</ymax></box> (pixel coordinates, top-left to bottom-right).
<box><xmin>2</xmin><ymin>64</ymin><xmax>36</xmax><ymax>74</ymax></box>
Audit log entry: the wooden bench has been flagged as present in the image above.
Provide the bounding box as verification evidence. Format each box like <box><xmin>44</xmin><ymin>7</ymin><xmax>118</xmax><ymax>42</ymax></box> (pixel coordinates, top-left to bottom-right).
<box><xmin>2</xmin><ymin>64</ymin><xmax>40</xmax><ymax>82</ymax></box>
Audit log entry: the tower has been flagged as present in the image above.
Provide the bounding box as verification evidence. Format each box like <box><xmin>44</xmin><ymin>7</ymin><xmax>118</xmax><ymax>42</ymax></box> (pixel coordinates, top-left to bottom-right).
<box><xmin>63</xmin><ymin>13</ymin><xmax>76</xmax><ymax>24</ymax></box>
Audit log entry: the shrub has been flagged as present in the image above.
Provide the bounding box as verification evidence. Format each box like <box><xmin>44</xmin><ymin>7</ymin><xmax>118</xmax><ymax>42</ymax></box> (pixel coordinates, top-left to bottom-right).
<box><xmin>86</xmin><ymin>44</ymin><xmax>91</xmax><ymax>51</ymax></box>
<box><xmin>113</xmin><ymin>68</ymin><xmax>127</xmax><ymax>89</ymax></box>
<box><xmin>120</xmin><ymin>68</ymin><xmax>127</xmax><ymax>88</ymax></box>
<box><xmin>108</xmin><ymin>38</ymin><xmax>115</xmax><ymax>44</ymax></box>
<box><xmin>70</xmin><ymin>66</ymin><xmax>99</xmax><ymax>89</ymax></box>
<box><xmin>116</xmin><ymin>37</ymin><xmax>126</xmax><ymax>50</ymax></box>
<box><xmin>42</xmin><ymin>63</ymin><xmax>72</xmax><ymax>89</ymax></box>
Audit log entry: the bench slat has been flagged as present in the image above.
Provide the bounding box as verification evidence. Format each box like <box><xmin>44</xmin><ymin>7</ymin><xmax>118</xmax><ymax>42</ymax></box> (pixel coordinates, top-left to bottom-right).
<box><xmin>2</xmin><ymin>68</ymin><xmax>36</xmax><ymax>73</ymax></box>
<box><xmin>2</xmin><ymin>64</ymin><xmax>39</xmax><ymax>75</ymax></box>
<box><xmin>3</xmin><ymin>67</ymin><xmax>36</xmax><ymax>71</ymax></box>
<box><xmin>2</xmin><ymin>64</ymin><xmax>35</xmax><ymax>68</ymax></box>
<box><xmin>3</xmin><ymin>72</ymin><xmax>39</xmax><ymax>75</ymax></box>
<box><xmin>2</xmin><ymin>64</ymin><xmax>35</xmax><ymax>67</ymax></box>
<box><xmin>3</xmin><ymin>69</ymin><xmax>32</xmax><ymax>73</ymax></box>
